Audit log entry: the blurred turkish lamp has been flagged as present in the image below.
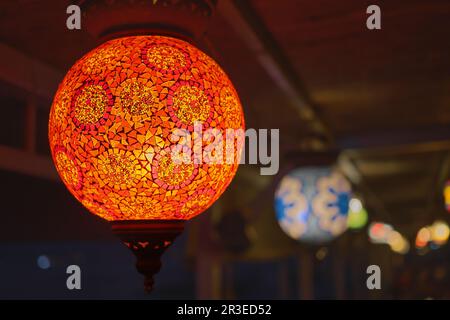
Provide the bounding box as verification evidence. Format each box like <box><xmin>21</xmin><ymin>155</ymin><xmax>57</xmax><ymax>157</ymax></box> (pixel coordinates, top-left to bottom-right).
<box><xmin>274</xmin><ymin>166</ymin><xmax>352</xmax><ymax>244</ymax></box>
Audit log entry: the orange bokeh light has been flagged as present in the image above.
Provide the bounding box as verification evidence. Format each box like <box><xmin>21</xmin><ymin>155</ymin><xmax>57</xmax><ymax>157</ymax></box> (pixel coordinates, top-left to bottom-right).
<box><xmin>49</xmin><ymin>36</ymin><xmax>245</xmax><ymax>221</ymax></box>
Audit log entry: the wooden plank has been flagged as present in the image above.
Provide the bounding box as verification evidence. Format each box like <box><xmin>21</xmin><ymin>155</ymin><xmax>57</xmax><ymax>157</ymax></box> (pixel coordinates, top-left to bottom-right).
<box><xmin>0</xmin><ymin>42</ymin><xmax>62</xmax><ymax>102</ymax></box>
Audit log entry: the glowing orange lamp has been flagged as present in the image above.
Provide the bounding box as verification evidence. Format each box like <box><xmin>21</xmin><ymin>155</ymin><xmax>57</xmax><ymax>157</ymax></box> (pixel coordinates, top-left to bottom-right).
<box><xmin>49</xmin><ymin>35</ymin><xmax>244</xmax><ymax>291</ymax></box>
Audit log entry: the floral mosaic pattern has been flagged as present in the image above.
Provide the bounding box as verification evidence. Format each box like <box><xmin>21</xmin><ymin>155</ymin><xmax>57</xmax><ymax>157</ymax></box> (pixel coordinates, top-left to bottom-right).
<box><xmin>49</xmin><ymin>36</ymin><xmax>245</xmax><ymax>221</ymax></box>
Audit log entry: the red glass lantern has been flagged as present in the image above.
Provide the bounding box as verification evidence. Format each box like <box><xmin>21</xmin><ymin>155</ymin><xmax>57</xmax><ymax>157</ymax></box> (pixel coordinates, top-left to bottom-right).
<box><xmin>49</xmin><ymin>35</ymin><xmax>244</xmax><ymax>291</ymax></box>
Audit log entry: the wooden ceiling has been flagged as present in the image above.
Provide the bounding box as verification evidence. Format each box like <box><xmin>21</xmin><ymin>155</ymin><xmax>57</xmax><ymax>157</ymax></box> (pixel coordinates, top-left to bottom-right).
<box><xmin>0</xmin><ymin>0</ymin><xmax>449</xmax><ymax>236</ymax></box>
<box><xmin>250</xmin><ymin>0</ymin><xmax>450</xmax><ymax>137</ymax></box>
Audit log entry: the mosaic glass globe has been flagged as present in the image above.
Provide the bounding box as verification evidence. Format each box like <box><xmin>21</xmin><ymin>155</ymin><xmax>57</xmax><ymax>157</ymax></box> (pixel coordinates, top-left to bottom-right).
<box><xmin>49</xmin><ymin>35</ymin><xmax>245</xmax><ymax>221</ymax></box>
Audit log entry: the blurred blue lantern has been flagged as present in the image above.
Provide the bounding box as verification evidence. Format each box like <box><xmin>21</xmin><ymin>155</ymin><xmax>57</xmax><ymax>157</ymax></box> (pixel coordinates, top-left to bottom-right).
<box><xmin>274</xmin><ymin>166</ymin><xmax>352</xmax><ymax>244</ymax></box>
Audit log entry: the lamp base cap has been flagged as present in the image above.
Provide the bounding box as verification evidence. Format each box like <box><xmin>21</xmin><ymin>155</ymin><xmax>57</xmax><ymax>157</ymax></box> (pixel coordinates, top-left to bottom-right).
<box><xmin>111</xmin><ymin>220</ymin><xmax>185</xmax><ymax>293</ymax></box>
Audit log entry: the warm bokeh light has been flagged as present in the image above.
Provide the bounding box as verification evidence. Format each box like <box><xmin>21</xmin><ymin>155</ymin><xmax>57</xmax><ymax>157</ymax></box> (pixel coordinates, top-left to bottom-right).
<box><xmin>368</xmin><ymin>222</ymin><xmax>393</xmax><ymax>243</ymax></box>
<box><xmin>444</xmin><ymin>181</ymin><xmax>450</xmax><ymax>212</ymax></box>
<box><xmin>415</xmin><ymin>227</ymin><xmax>431</xmax><ymax>248</ymax></box>
<box><xmin>387</xmin><ymin>231</ymin><xmax>410</xmax><ymax>254</ymax></box>
<box><xmin>415</xmin><ymin>220</ymin><xmax>449</xmax><ymax>249</ymax></box>
<box><xmin>430</xmin><ymin>220</ymin><xmax>449</xmax><ymax>245</ymax></box>
<box><xmin>349</xmin><ymin>198</ymin><xmax>362</xmax><ymax>212</ymax></box>
<box><xmin>347</xmin><ymin>197</ymin><xmax>368</xmax><ymax>230</ymax></box>
<box><xmin>49</xmin><ymin>36</ymin><xmax>244</xmax><ymax>221</ymax></box>
<box><xmin>274</xmin><ymin>166</ymin><xmax>352</xmax><ymax>243</ymax></box>
<box><xmin>369</xmin><ymin>222</ymin><xmax>409</xmax><ymax>254</ymax></box>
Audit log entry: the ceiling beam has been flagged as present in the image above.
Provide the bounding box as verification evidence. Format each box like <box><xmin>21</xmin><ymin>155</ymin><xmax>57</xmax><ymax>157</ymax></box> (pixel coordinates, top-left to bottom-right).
<box><xmin>0</xmin><ymin>42</ymin><xmax>62</xmax><ymax>102</ymax></box>
<box><xmin>338</xmin><ymin>152</ymin><xmax>393</xmax><ymax>222</ymax></box>
<box><xmin>353</xmin><ymin>160</ymin><xmax>426</xmax><ymax>177</ymax></box>
<box><xmin>338</xmin><ymin>125</ymin><xmax>450</xmax><ymax>153</ymax></box>
<box><xmin>217</xmin><ymin>0</ymin><xmax>331</xmax><ymax>142</ymax></box>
